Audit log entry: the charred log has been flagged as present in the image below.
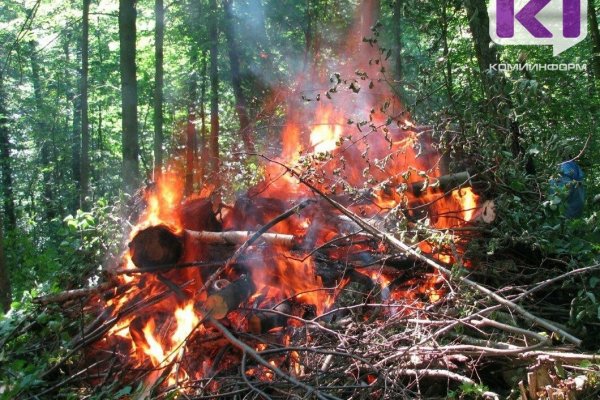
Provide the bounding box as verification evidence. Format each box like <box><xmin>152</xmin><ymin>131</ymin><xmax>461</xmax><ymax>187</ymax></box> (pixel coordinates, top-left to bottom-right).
<box><xmin>128</xmin><ymin>225</ymin><xmax>297</xmax><ymax>269</ymax></box>
<box><xmin>204</xmin><ymin>274</ymin><xmax>255</xmax><ymax>319</ymax></box>
<box><xmin>248</xmin><ymin>302</ymin><xmax>291</xmax><ymax>334</ymax></box>
<box><xmin>129</xmin><ymin>225</ymin><xmax>184</xmax><ymax>268</ymax></box>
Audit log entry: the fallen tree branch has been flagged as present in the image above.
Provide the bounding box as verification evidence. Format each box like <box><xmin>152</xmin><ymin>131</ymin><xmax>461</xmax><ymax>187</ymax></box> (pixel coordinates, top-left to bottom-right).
<box><xmin>33</xmin><ymin>281</ymin><xmax>117</xmax><ymax>305</ymax></box>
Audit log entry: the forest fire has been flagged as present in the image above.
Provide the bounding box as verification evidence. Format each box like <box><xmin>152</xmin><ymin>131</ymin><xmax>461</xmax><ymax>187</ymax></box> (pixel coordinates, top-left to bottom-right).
<box><xmin>85</xmin><ymin>0</ymin><xmax>490</xmax><ymax>394</ymax></box>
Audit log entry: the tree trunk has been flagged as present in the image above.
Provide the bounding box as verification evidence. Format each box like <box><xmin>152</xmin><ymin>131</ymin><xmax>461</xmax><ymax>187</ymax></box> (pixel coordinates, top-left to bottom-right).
<box><xmin>392</xmin><ymin>0</ymin><xmax>403</xmax><ymax>82</ymax></box>
<box><xmin>63</xmin><ymin>37</ymin><xmax>81</xmax><ymax>212</ymax></box>
<box><xmin>463</xmin><ymin>0</ymin><xmax>531</xmax><ymax>171</ymax></box>
<box><xmin>223</xmin><ymin>0</ymin><xmax>255</xmax><ymax>154</ymax></box>
<box><xmin>29</xmin><ymin>41</ymin><xmax>56</xmax><ymax>220</ymax></box>
<box><xmin>441</xmin><ymin>1</ymin><xmax>454</xmax><ymax>103</ymax></box>
<box><xmin>80</xmin><ymin>0</ymin><xmax>91</xmax><ymax>210</ymax></box>
<box><xmin>303</xmin><ymin>0</ymin><xmax>322</xmax><ymax>71</ymax></box>
<box><xmin>208</xmin><ymin>0</ymin><xmax>221</xmax><ymax>185</ymax></box>
<box><xmin>154</xmin><ymin>0</ymin><xmax>165</xmax><ymax>177</ymax></box>
<box><xmin>463</xmin><ymin>0</ymin><xmax>498</xmax><ymax>88</ymax></box>
<box><xmin>0</xmin><ymin>76</ymin><xmax>16</xmax><ymax>231</ymax></box>
<box><xmin>119</xmin><ymin>0</ymin><xmax>140</xmax><ymax>194</ymax></box>
<box><xmin>186</xmin><ymin>46</ymin><xmax>200</xmax><ymax>196</ymax></box>
<box><xmin>589</xmin><ymin>0</ymin><xmax>600</xmax><ymax>81</ymax></box>
<box><xmin>0</xmin><ymin>214</ymin><xmax>10</xmax><ymax>313</ymax></box>
<box><xmin>199</xmin><ymin>50</ymin><xmax>208</xmax><ymax>186</ymax></box>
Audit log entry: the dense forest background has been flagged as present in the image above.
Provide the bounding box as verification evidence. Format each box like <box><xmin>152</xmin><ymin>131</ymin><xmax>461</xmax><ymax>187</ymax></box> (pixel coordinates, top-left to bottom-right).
<box><xmin>0</xmin><ymin>0</ymin><xmax>599</xmax><ymax>397</ymax></box>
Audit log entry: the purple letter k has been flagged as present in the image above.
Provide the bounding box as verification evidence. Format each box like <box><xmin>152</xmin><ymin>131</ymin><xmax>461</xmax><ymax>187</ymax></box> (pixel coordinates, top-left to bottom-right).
<box><xmin>497</xmin><ymin>0</ymin><xmax>553</xmax><ymax>38</ymax></box>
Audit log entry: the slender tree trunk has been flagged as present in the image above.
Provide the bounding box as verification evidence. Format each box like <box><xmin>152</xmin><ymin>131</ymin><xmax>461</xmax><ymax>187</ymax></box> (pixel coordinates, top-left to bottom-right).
<box><xmin>199</xmin><ymin>50</ymin><xmax>208</xmax><ymax>186</ymax></box>
<box><xmin>441</xmin><ymin>1</ymin><xmax>453</xmax><ymax>103</ymax></box>
<box><xmin>392</xmin><ymin>0</ymin><xmax>403</xmax><ymax>82</ymax></box>
<box><xmin>80</xmin><ymin>0</ymin><xmax>91</xmax><ymax>209</ymax></box>
<box><xmin>185</xmin><ymin>47</ymin><xmax>199</xmax><ymax>196</ymax></box>
<box><xmin>185</xmin><ymin>111</ymin><xmax>196</xmax><ymax>195</ymax></box>
<box><xmin>153</xmin><ymin>0</ymin><xmax>164</xmax><ymax>177</ymax></box>
<box><xmin>63</xmin><ymin>38</ymin><xmax>81</xmax><ymax>210</ymax></box>
<box><xmin>0</xmin><ymin>76</ymin><xmax>16</xmax><ymax>231</ymax></box>
<box><xmin>208</xmin><ymin>0</ymin><xmax>220</xmax><ymax>185</ymax></box>
<box><xmin>29</xmin><ymin>41</ymin><xmax>55</xmax><ymax>220</ymax></box>
<box><xmin>589</xmin><ymin>0</ymin><xmax>600</xmax><ymax>81</ymax></box>
<box><xmin>119</xmin><ymin>0</ymin><xmax>140</xmax><ymax>193</ymax></box>
<box><xmin>223</xmin><ymin>0</ymin><xmax>255</xmax><ymax>154</ymax></box>
<box><xmin>0</xmin><ymin>214</ymin><xmax>10</xmax><ymax>313</ymax></box>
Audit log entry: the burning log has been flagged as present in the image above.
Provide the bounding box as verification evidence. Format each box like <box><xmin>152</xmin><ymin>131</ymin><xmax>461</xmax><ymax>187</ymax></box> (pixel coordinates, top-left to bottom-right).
<box><xmin>248</xmin><ymin>302</ymin><xmax>291</xmax><ymax>334</ymax></box>
<box><xmin>128</xmin><ymin>225</ymin><xmax>297</xmax><ymax>268</ymax></box>
<box><xmin>204</xmin><ymin>275</ymin><xmax>256</xmax><ymax>319</ymax></box>
<box><xmin>129</xmin><ymin>225</ymin><xmax>184</xmax><ymax>268</ymax></box>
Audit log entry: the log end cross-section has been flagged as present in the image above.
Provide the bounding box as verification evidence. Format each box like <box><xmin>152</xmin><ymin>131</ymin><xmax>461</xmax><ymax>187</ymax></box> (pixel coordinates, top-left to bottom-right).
<box><xmin>129</xmin><ymin>225</ymin><xmax>184</xmax><ymax>268</ymax></box>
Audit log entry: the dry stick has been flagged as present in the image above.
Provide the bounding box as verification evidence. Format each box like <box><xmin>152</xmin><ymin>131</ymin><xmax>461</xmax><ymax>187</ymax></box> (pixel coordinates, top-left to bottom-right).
<box><xmin>514</xmin><ymin>263</ymin><xmax>600</xmax><ymax>302</ymax></box>
<box><xmin>209</xmin><ymin>316</ymin><xmax>342</xmax><ymax>400</ymax></box>
<box><xmin>33</xmin><ymin>281</ymin><xmax>117</xmax><ymax>304</ymax></box>
<box><xmin>260</xmin><ymin>156</ymin><xmax>583</xmax><ymax>346</ymax></box>
<box><xmin>519</xmin><ymin>350</ymin><xmax>600</xmax><ymax>361</ymax></box>
<box><xmin>27</xmin><ymin>358</ymin><xmax>109</xmax><ymax>399</ymax></box>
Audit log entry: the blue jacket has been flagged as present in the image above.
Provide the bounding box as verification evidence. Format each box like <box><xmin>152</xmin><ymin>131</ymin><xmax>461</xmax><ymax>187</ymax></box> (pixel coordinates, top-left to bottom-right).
<box><xmin>552</xmin><ymin>161</ymin><xmax>585</xmax><ymax>218</ymax></box>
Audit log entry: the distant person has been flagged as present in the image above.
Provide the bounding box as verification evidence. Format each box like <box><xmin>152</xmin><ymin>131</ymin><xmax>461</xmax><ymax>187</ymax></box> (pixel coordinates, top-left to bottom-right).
<box><xmin>551</xmin><ymin>160</ymin><xmax>585</xmax><ymax>218</ymax></box>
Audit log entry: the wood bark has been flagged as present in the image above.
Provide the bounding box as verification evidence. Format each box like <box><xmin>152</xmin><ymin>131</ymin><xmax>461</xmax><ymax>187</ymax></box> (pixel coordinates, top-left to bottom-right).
<box><xmin>80</xmin><ymin>0</ymin><xmax>91</xmax><ymax>210</ymax></box>
<box><xmin>119</xmin><ymin>0</ymin><xmax>140</xmax><ymax>194</ymax></box>
<box><xmin>153</xmin><ymin>0</ymin><xmax>165</xmax><ymax>176</ymax></box>
<box><xmin>223</xmin><ymin>0</ymin><xmax>255</xmax><ymax>154</ymax></box>
<box><xmin>0</xmin><ymin>75</ymin><xmax>16</xmax><ymax>230</ymax></box>
<box><xmin>208</xmin><ymin>0</ymin><xmax>221</xmax><ymax>184</ymax></box>
<box><xmin>29</xmin><ymin>41</ymin><xmax>56</xmax><ymax>220</ymax></box>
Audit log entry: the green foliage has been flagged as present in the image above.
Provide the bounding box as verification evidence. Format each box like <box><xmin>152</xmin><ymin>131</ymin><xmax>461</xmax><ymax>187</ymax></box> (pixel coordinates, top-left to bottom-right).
<box><xmin>448</xmin><ymin>382</ymin><xmax>492</xmax><ymax>399</ymax></box>
<box><xmin>7</xmin><ymin>197</ymin><xmax>124</xmax><ymax>300</ymax></box>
